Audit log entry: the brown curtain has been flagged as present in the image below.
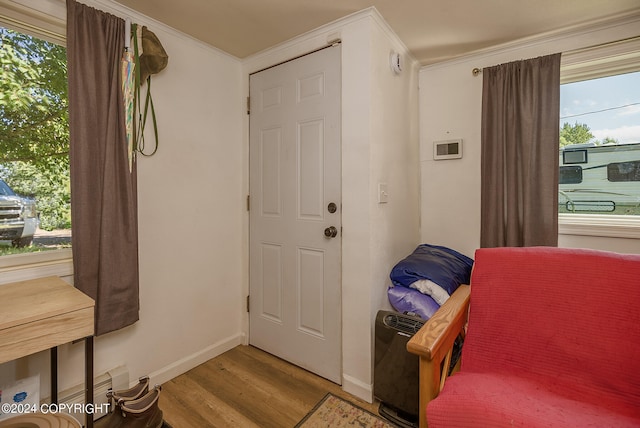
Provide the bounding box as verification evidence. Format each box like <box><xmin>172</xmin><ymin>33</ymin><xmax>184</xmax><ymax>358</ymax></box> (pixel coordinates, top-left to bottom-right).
<box><xmin>480</xmin><ymin>53</ymin><xmax>561</xmax><ymax>248</ymax></box>
<box><xmin>67</xmin><ymin>0</ymin><xmax>139</xmax><ymax>335</ymax></box>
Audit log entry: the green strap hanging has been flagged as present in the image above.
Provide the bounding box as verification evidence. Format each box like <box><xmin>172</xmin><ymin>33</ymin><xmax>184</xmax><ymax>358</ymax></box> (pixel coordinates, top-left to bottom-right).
<box><xmin>131</xmin><ymin>23</ymin><xmax>160</xmax><ymax>157</ymax></box>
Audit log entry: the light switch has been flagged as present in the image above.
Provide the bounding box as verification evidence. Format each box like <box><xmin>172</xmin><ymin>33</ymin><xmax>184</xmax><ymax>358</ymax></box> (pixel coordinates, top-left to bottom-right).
<box><xmin>378</xmin><ymin>183</ymin><xmax>389</xmax><ymax>203</ymax></box>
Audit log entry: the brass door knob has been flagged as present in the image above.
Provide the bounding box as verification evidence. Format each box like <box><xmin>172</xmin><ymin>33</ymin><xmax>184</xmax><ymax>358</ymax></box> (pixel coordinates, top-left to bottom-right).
<box><xmin>324</xmin><ymin>226</ymin><xmax>338</xmax><ymax>238</ymax></box>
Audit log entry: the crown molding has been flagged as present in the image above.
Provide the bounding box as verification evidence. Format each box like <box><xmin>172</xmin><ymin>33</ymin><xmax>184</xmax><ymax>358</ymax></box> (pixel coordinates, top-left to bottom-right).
<box><xmin>420</xmin><ymin>9</ymin><xmax>640</xmax><ymax>72</ymax></box>
<box><xmin>243</xmin><ymin>6</ymin><xmax>419</xmax><ymax>72</ymax></box>
<box><xmin>0</xmin><ymin>0</ymin><xmax>241</xmax><ymax>61</ymax></box>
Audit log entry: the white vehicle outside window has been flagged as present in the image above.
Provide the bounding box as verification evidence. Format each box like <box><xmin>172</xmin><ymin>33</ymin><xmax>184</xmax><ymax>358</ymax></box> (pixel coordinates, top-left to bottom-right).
<box><xmin>0</xmin><ymin>179</ymin><xmax>38</xmax><ymax>247</ymax></box>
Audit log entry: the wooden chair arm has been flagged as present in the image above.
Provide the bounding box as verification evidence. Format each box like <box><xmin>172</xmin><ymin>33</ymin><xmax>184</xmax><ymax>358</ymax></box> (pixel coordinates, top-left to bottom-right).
<box><xmin>407</xmin><ymin>285</ymin><xmax>470</xmax><ymax>428</ymax></box>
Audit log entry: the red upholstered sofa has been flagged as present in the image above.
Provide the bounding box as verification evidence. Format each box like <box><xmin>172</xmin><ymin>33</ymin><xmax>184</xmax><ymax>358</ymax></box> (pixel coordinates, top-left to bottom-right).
<box><xmin>408</xmin><ymin>246</ymin><xmax>640</xmax><ymax>428</ymax></box>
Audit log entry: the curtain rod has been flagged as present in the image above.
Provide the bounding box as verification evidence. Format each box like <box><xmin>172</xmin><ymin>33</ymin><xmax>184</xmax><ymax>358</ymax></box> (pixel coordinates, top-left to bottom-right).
<box><xmin>471</xmin><ymin>35</ymin><xmax>640</xmax><ymax>76</ymax></box>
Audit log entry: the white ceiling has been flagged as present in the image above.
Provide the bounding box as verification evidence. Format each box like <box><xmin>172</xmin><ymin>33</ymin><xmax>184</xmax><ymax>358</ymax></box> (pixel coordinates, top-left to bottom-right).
<box><xmin>113</xmin><ymin>0</ymin><xmax>640</xmax><ymax>65</ymax></box>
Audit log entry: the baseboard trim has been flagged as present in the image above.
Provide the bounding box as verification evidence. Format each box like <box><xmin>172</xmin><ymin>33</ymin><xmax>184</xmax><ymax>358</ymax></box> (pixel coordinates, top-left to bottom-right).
<box><xmin>148</xmin><ymin>334</ymin><xmax>243</xmax><ymax>386</ymax></box>
<box><xmin>342</xmin><ymin>373</ymin><xmax>373</xmax><ymax>403</ymax></box>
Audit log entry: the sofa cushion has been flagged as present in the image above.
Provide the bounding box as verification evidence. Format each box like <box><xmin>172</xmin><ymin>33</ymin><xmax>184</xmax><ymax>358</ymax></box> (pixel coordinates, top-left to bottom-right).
<box><xmin>461</xmin><ymin>247</ymin><xmax>640</xmax><ymax>411</ymax></box>
<box><xmin>427</xmin><ymin>372</ymin><xmax>640</xmax><ymax>427</ymax></box>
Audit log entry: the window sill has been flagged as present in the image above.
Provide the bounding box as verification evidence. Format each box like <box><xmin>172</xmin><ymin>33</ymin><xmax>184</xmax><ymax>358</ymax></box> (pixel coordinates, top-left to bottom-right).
<box><xmin>0</xmin><ymin>249</ymin><xmax>73</xmax><ymax>285</ymax></box>
<box><xmin>558</xmin><ymin>214</ymin><xmax>640</xmax><ymax>239</ymax></box>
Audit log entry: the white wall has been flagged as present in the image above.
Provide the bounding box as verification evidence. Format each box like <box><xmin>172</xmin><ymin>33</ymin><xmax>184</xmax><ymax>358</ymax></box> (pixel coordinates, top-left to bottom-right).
<box><xmin>129</xmin><ymin>4</ymin><xmax>244</xmax><ymax>385</ymax></box>
<box><xmin>366</xmin><ymin>16</ymin><xmax>421</xmax><ymax>391</ymax></box>
<box><xmin>0</xmin><ymin>0</ymin><xmax>245</xmax><ymax>397</ymax></box>
<box><xmin>419</xmin><ymin>12</ymin><xmax>640</xmax><ymax>258</ymax></box>
<box><xmin>242</xmin><ymin>8</ymin><xmax>421</xmax><ymax>402</ymax></box>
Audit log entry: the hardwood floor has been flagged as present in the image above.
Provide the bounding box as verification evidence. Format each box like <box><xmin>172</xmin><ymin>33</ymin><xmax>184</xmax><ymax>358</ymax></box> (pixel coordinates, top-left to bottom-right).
<box><xmin>158</xmin><ymin>345</ymin><xmax>380</xmax><ymax>427</ymax></box>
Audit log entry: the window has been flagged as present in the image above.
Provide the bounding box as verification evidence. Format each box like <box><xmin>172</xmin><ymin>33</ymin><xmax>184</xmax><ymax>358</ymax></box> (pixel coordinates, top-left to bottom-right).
<box><xmin>559</xmin><ymin>166</ymin><xmax>583</xmax><ymax>184</ymax></box>
<box><xmin>558</xmin><ymin>37</ymin><xmax>640</xmax><ymax>238</ymax></box>
<box><xmin>559</xmin><ymin>71</ymin><xmax>640</xmax><ymax>216</ymax></box>
<box><xmin>608</xmin><ymin>160</ymin><xmax>640</xmax><ymax>182</ymax></box>
<box><xmin>562</xmin><ymin>149</ymin><xmax>588</xmax><ymax>164</ymax></box>
<box><xmin>0</xmin><ymin>25</ymin><xmax>71</xmax><ymax>256</ymax></box>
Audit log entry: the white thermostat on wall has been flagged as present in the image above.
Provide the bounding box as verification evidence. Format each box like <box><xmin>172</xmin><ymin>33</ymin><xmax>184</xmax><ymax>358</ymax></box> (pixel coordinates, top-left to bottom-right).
<box><xmin>433</xmin><ymin>139</ymin><xmax>463</xmax><ymax>160</ymax></box>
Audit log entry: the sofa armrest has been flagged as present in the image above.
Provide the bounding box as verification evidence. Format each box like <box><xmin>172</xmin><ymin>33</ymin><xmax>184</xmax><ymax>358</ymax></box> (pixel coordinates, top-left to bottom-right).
<box><xmin>407</xmin><ymin>284</ymin><xmax>470</xmax><ymax>428</ymax></box>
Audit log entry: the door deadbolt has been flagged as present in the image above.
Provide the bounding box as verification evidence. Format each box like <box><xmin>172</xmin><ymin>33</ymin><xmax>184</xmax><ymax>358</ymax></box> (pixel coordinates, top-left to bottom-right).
<box><xmin>324</xmin><ymin>226</ymin><xmax>338</xmax><ymax>238</ymax></box>
<box><xmin>327</xmin><ymin>202</ymin><xmax>337</xmax><ymax>213</ymax></box>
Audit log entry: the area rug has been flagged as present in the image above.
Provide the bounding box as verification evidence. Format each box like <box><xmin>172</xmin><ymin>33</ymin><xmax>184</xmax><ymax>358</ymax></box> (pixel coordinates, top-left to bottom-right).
<box><xmin>295</xmin><ymin>393</ymin><xmax>397</xmax><ymax>428</ymax></box>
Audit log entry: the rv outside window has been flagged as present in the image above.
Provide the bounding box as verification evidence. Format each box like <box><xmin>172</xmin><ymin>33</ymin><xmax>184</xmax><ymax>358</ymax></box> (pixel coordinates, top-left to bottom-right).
<box><xmin>559</xmin><ymin>38</ymin><xmax>640</xmax><ymax>239</ymax></box>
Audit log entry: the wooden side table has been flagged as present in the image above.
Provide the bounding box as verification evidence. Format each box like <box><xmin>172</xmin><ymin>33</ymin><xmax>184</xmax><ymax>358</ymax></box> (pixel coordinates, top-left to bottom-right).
<box><xmin>0</xmin><ymin>276</ymin><xmax>95</xmax><ymax>427</ymax></box>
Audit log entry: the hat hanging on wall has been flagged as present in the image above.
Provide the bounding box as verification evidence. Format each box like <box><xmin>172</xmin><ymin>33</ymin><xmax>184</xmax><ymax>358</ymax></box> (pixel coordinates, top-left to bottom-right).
<box><xmin>139</xmin><ymin>26</ymin><xmax>169</xmax><ymax>84</ymax></box>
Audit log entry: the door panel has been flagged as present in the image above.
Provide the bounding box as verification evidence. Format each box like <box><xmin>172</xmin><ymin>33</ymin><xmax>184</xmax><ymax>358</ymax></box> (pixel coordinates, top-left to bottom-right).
<box><xmin>249</xmin><ymin>45</ymin><xmax>341</xmax><ymax>383</ymax></box>
<box><xmin>260</xmin><ymin>243</ymin><xmax>283</xmax><ymax>322</ymax></box>
<box><xmin>260</xmin><ymin>128</ymin><xmax>282</xmax><ymax>217</ymax></box>
<box><xmin>298</xmin><ymin>119</ymin><xmax>324</xmax><ymax>219</ymax></box>
<box><xmin>298</xmin><ymin>247</ymin><xmax>325</xmax><ymax>336</ymax></box>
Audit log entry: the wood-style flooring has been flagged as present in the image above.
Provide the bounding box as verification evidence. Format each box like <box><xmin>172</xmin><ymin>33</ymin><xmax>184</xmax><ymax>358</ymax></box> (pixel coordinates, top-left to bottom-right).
<box><xmin>158</xmin><ymin>345</ymin><xmax>380</xmax><ymax>427</ymax></box>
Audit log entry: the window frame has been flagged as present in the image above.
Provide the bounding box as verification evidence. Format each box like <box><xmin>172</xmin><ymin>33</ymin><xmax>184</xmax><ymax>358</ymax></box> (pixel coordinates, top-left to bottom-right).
<box><xmin>0</xmin><ymin>249</ymin><xmax>72</xmax><ymax>284</ymax></box>
<box><xmin>0</xmin><ymin>2</ymin><xmax>72</xmax><ymax>274</ymax></box>
<box><xmin>559</xmin><ymin>37</ymin><xmax>640</xmax><ymax>239</ymax></box>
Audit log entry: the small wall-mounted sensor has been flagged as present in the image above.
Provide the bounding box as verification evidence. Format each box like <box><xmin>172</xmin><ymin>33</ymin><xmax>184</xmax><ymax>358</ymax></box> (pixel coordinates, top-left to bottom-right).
<box><xmin>390</xmin><ymin>51</ymin><xmax>402</xmax><ymax>74</ymax></box>
<box><xmin>433</xmin><ymin>139</ymin><xmax>463</xmax><ymax>160</ymax></box>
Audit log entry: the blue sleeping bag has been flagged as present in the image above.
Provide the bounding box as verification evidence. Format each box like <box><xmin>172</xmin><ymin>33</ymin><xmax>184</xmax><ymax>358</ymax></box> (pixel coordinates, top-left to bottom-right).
<box><xmin>390</xmin><ymin>244</ymin><xmax>474</xmax><ymax>295</ymax></box>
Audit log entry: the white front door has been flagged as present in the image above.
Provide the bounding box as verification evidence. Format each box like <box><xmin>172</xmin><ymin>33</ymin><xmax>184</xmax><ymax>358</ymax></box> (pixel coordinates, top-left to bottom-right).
<box><xmin>249</xmin><ymin>45</ymin><xmax>342</xmax><ymax>383</ymax></box>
